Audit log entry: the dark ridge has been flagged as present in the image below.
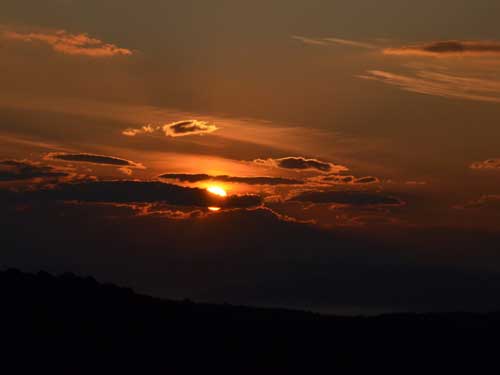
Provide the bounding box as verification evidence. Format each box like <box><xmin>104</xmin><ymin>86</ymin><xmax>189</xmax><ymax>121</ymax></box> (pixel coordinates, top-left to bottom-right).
<box><xmin>1</xmin><ymin>269</ymin><xmax>499</xmax><ymax>373</ymax></box>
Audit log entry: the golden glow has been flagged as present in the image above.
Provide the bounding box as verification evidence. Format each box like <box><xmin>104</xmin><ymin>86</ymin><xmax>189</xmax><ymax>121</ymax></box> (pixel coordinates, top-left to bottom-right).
<box><xmin>208</xmin><ymin>207</ymin><xmax>221</xmax><ymax>212</ymax></box>
<box><xmin>207</xmin><ymin>186</ymin><xmax>227</xmax><ymax>197</ymax></box>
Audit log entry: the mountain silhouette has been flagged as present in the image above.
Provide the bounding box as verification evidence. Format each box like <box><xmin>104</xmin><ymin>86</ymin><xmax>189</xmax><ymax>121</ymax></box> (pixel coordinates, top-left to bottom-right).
<box><xmin>1</xmin><ymin>268</ymin><xmax>498</xmax><ymax>373</ymax></box>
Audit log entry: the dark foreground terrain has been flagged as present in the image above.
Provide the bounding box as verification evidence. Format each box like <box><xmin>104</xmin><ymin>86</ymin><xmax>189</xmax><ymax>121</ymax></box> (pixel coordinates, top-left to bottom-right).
<box><xmin>1</xmin><ymin>269</ymin><xmax>499</xmax><ymax>373</ymax></box>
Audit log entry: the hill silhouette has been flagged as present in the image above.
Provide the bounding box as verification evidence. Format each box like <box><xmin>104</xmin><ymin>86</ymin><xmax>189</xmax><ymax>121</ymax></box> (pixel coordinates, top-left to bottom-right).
<box><xmin>1</xmin><ymin>268</ymin><xmax>499</xmax><ymax>373</ymax></box>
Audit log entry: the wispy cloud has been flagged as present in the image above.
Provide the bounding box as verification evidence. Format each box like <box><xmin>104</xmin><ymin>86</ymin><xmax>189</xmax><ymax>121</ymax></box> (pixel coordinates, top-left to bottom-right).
<box><xmin>316</xmin><ymin>175</ymin><xmax>380</xmax><ymax>185</ymax></box>
<box><xmin>122</xmin><ymin>125</ymin><xmax>157</xmax><ymax>137</ymax></box>
<box><xmin>470</xmin><ymin>159</ymin><xmax>500</xmax><ymax>170</ymax></box>
<box><xmin>360</xmin><ymin>70</ymin><xmax>500</xmax><ymax>104</ymax></box>
<box><xmin>2</xmin><ymin>28</ymin><xmax>132</xmax><ymax>57</ymax></box>
<box><xmin>291</xmin><ymin>35</ymin><xmax>329</xmax><ymax>46</ymax></box>
<box><xmin>292</xmin><ymin>35</ymin><xmax>377</xmax><ymax>49</ymax></box>
<box><xmin>123</xmin><ymin>120</ymin><xmax>218</xmax><ymax>138</ymax></box>
<box><xmin>384</xmin><ymin>41</ymin><xmax>500</xmax><ymax>57</ymax></box>
<box><xmin>455</xmin><ymin>195</ymin><xmax>500</xmax><ymax>210</ymax></box>
<box><xmin>295</xmin><ymin>36</ymin><xmax>500</xmax><ymax>59</ymax></box>
<box><xmin>288</xmin><ymin>190</ymin><xmax>404</xmax><ymax>207</ymax></box>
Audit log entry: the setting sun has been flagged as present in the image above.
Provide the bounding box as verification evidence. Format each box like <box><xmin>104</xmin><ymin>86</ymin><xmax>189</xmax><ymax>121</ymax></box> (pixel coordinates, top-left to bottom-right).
<box><xmin>207</xmin><ymin>186</ymin><xmax>227</xmax><ymax>197</ymax></box>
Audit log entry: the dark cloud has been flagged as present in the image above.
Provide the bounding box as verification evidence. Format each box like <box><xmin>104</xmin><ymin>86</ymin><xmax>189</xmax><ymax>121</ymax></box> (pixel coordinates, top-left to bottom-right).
<box><xmin>10</xmin><ymin>180</ymin><xmax>261</xmax><ymax>209</ymax></box>
<box><xmin>470</xmin><ymin>159</ymin><xmax>500</xmax><ymax>170</ymax></box>
<box><xmin>159</xmin><ymin>173</ymin><xmax>303</xmax><ymax>185</ymax></box>
<box><xmin>384</xmin><ymin>41</ymin><xmax>500</xmax><ymax>56</ymax></box>
<box><xmin>255</xmin><ymin>157</ymin><xmax>347</xmax><ymax>173</ymax></box>
<box><xmin>319</xmin><ymin>175</ymin><xmax>380</xmax><ymax>184</ymax></box>
<box><xmin>289</xmin><ymin>190</ymin><xmax>404</xmax><ymax>206</ymax></box>
<box><xmin>165</xmin><ymin>120</ymin><xmax>217</xmax><ymax>137</ymax></box>
<box><xmin>0</xmin><ymin>159</ymin><xmax>69</xmax><ymax>181</ymax></box>
<box><xmin>354</xmin><ymin>176</ymin><xmax>380</xmax><ymax>184</ymax></box>
<box><xmin>46</xmin><ymin>152</ymin><xmax>144</xmax><ymax>169</ymax></box>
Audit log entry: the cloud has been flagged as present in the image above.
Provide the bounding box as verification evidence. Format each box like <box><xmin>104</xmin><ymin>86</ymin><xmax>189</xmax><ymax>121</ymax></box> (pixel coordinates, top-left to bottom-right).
<box><xmin>292</xmin><ymin>35</ymin><xmax>377</xmax><ymax>49</ymax></box>
<box><xmin>288</xmin><ymin>190</ymin><xmax>404</xmax><ymax>206</ymax></box>
<box><xmin>470</xmin><ymin>159</ymin><xmax>500</xmax><ymax>170</ymax></box>
<box><xmin>122</xmin><ymin>125</ymin><xmax>157</xmax><ymax>137</ymax></box>
<box><xmin>118</xmin><ymin>167</ymin><xmax>133</xmax><ymax>176</ymax></box>
<box><xmin>2</xmin><ymin>28</ymin><xmax>132</xmax><ymax>57</ymax></box>
<box><xmin>360</xmin><ymin>70</ymin><xmax>500</xmax><ymax>104</ymax></box>
<box><xmin>163</xmin><ymin>120</ymin><xmax>218</xmax><ymax>137</ymax></box>
<box><xmin>295</xmin><ymin>36</ymin><xmax>500</xmax><ymax>57</ymax></box>
<box><xmin>291</xmin><ymin>35</ymin><xmax>329</xmax><ymax>46</ymax></box>
<box><xmin>384</xmin><ymin>41</ymin><xmax>500</xmax><ymax>57</ymax></box>
<box><xmin>456</xmin><ymin>195</ymin><xmax>500</xmax><ymax>210</ymax></box>
<box><xmin>122</xmin><ymin>120</ymin><xmax>218</xmax><ymax>138</ymax></box>
<box><xmin>159</xmin><ymin>173</ymin><xmax>304</xmax><ymax>186</ymax></box>
<box><xmin>319</xmin><ymin>175</ymin><xmax>380</xmax><ymax>185</ymax></box>
<box><xmin>0</xmin><ymin>159</ymin><xmax>69</xmax><ymax>181</ymax></box>
<box><xmin>46</xmin><ymin>152</ymin><xmax>145</xmax><ymax>169</ymax></box>
<box><xmin>14</xmin><ymin>180</ymin><xmax>262</xmax><ymax>209</ymax></box>
<box><xmin>352</xmin><ymin>176</ymin><xmax>380</xmax><ymax>184</ymax></box>
<box><xmin>255</xmin><ymin>157</ymin><xmax>348</xmax><ymax>173</ymax></box>
<box><xmin>63</xmin><ymin>201</ymin><xmax>208</xmax><ymax>220</ymax></box>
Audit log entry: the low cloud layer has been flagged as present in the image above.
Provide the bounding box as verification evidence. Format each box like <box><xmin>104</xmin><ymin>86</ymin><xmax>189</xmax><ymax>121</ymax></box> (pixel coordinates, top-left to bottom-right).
<box><xmin>46</xmin><ymin>153</ymin><xmax>145</xmax><ymax>169</ymax></box>
<box><xmin>123</xmin><ymin>120</ymin><xmax>218</xmax><ymax>138</ymax></box>
<box><xmin>289</xmin><ymin>190</ymin><xmax>404</xmax><ymax>206</ymax></box>
<box><xmin>12</xmin><ymin>180</ymin><xmax>261</xmax><ymax>209</ymax></box>
<box><xmin>470</xmin><ymin>159</ymin><xmax>500</xmax><ymax>170</ymax></box>
<box><xmin>159</xmin><ymin>173</ymin><xmax>304</xmax><ymax>186</ymax></box>
<box><xmin>384</xmin><ymin>41</ymin><xmax>500</xmax><ymax>57</ymax></box>
<box><xmin>2</xmin><ymin>28</ymin><xmax>132</xmax><ymax>57</ymax></box>
<box><xmin>0</xmin><ymin>160</ymin><xmax>69</xmax><ymax>181</ymax></box>
<box><xmin>255</xmin><ymin>157</ymin><xmax>347</xmax><ymax>173</ymax></box>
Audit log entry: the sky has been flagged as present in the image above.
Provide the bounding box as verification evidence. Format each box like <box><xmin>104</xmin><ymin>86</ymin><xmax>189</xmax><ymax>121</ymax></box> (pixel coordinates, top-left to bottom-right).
<box><xmin>2</xmin><ymin>0</ymin><xmax>500</xmax><ymax>314</ymax></box>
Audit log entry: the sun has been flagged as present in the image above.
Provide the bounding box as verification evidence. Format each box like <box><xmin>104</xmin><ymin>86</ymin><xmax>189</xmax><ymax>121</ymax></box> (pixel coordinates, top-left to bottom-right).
<box><xmin>207</xmin><ymin>185</ymin><xmax>227</xmax><ymax>197</ymax></box>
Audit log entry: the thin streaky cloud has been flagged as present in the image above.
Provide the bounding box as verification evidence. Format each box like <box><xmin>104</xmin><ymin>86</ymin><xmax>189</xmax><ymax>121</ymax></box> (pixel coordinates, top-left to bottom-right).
<box><xmin>291</xmin><ymin>36</ymin><xmax>329</xmax><ymax>46</ymax></box>
<box><xmin>292</xmin><ymin>35</ymin><xmax>377</xmax><ymax>49</ymax></box>
<box><xmin>2</xmin><ymin>28</ymin><xmax>132</xmax><ymax>57</ymax></box>
<box><xmin>384</xmin><ymin>40</ymin><xmax>500</xmax><ymax>57</ymax></box>
<box><xmin>360</xmin><ymin>70</ymin><xmax>500</xmax><ymax>104</ymax></box>
<box><xmin>322</xmin><ymin>37</ymin><xmax>378</xmax><ymax>50</ymax></box>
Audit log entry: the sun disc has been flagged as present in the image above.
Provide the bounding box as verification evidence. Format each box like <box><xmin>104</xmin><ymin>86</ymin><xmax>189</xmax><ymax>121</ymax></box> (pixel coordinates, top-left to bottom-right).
<box><xmin>207</xmin><ymin>186</ymin><xmax>227</xmax><ymax>197</ymax></box>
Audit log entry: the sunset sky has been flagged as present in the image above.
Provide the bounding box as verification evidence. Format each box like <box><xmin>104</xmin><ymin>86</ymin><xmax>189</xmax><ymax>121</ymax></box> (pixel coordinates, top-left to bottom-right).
<box><xmin>2</xmin><ymin>1</ymin><xmax>500</xmax><ymax>314</ymax></box>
